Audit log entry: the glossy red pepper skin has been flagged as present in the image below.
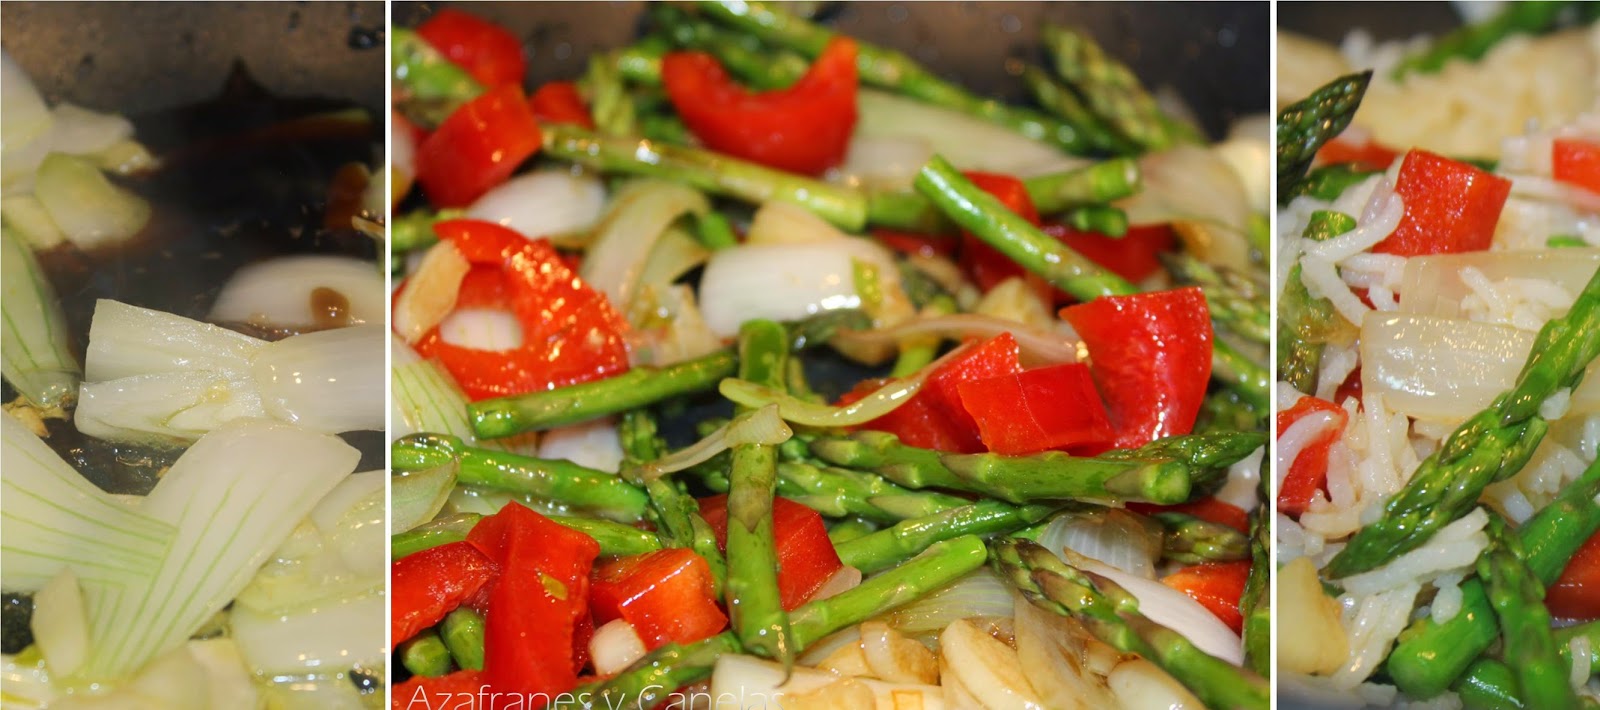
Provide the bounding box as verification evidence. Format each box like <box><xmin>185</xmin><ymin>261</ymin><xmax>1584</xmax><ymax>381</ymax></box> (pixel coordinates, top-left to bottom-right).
<box><xmin>840</xmin><ymin>378</ymin><xmax>975</xmax><ymax>453</ymax></box>
<box><xmin>529</xmin><ymin>81</ymin><xmax>596</xmax><ymax>130</ymax></box>
<box><xmin>662</xmin><ymin>37</ymin><xmax>858</xmax><ymax>175</ymax></box>
<box><xmin>1162</xmin><ymin>560</ymin><xmax>1252</xmax><ymax>634</ymax></box>
<box><xmin>840</xmin><ymin>333</ymin><xmax>1024</xmax><ymax>454</ymax></box>
<box><xmin>416</xmin><ymin>84</ymin><xmax>543</xmax><ymax>207</ymax></box>
<box><xmin>1547</xmin><ymin>529</ymin><xmax>1600</xmax><ymax>621</ymax></box>
<box><xmin>590</xmin><ymin>548</ymin><xmax>729</xmax><ymax>649</ymax></box>
<box><xmin>1274</xmin><ymin>395</ymin><xmax>1349</xmax><ymax>518</ymax></box>
<box><xmin>958</xmin><ymin>172</ymin><xmax>1049</xmax><ymax>297</ymax></box>
<box><xmin>699</xmin><ymin>495</ymin><xmax>843</xmax><ymax>610</ymax></box>
<box><xmin>1553</xmin><ymin>138</ymin><xmax>1600</xmax><ymax>195</ymax></box>
<box><xmin>391</xmin><ymin>669</ymin><xmax>486</xmax><ymax>710</ymax></box>
<box><xmin>1373</xmin><ymin>149</ymin><xmax>1512</xmax><ymax>256</ymax></box>
<box><xmin>409</xmin><ymin>220</ymin><xmax>630</xmax><ymax>401</ymax></box>
<box><xmin>1129</xmin><ymin>497</ymin><xmax>1251</xmax><ymax>535</ymax></box>
<box><xmin>1045</xmin><ymin>224</ymin><xmax>1177</xmax><ymax>285</ymax></box>
<box><xmin>1315</xmin><ymin>134</ymin><xmax>1401</xmax><ymax>171</ymax></box>
<box><xmin>468</xmin><ymin>502</ymin><xmax>601</xmax><ymax>696</ymax></box>
<box><xmin>1060</xmin><ymin>287</ymin><xmax>1213</xmax><ymax>449</ymax></box>
<box><xmin>871</xmin><ymin>228</ymin><xmax>957</xmax><ymax>259</ymax></box>
<box><xmin>416</xmin><ymin>8</ymin><xmax>527</xmax><ymax>88</ymax></box>
<box><xmin>957</xmin><ymin>363</ymin><xmax>1112</xmax><ymax>455</ymax></box>
<box><xmin>391</xmin><ymin>541</ymin><xmax>498</xmax><ymax>648</ymax></box>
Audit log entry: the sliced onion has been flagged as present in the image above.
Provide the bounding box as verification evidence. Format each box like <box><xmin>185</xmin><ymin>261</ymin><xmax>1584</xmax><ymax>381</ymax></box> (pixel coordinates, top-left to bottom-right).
<box><xmin>719</xmin><ymin>342</ymin><xmax>972</xmax><ymax>427</ymax></box>
<box><xmin>830</xmin><ymin>133</ymin><xmax>934</xmax><ymax>192</ymax></box>
<box><xmin>1077</xmin><ymin>557</ymin><xmax>1243</xmax><ymax>665</ymax></box>
<box><xmin>746</xmin><ymin>200</ymin><xmax>849</xmax><ymax>245</ymax></box>
<box><xmin>938</xmin><ymin>617</ymin><xmax>1047</xmax><ymax>708</ymax></box>
<box><xmin>859</xmin><ymin>620</ymin><xmax>938</xmax><ymax>685</ymax></box>
<box><xmin>537</xmin><ymin>418</ymin><xmax>625</xmax><ymax>473</ymax></box>
<box><xmin>1107</xmin><ymin>658</ymin><xmax>1205</xmax><ymax>709</ymax></box>
<box><xmin>86</xmin><ymin>299</ymin><xmax>263</xmax><ymax>381</ymax></box>
<box><xmin>439</xmin><ymin>308</ymin><xmax>523</xmax><ymax>350</ymax></box>
<box><xmin>392</xmin><ymin>242</ymin><xmax>469</xmax><ymax>342</ymax></box>
<box><xmin>854</xmin><ymin>89</ymin><xmax>1079</xmax><ymax>176</ymax></box>
<box><xmin>31</xmin><ymin>569</ymin><xmax>90</xmax><ymax>679</ymax></box>
<box><xmin>1398</xmin><ymin>249</ymin><xmax>1600</xmax><ymax>317</ymax></box>
<box><xmin>34</xmin><ymin>152</ymin><xmax>151</xmax><ymax>249</ymax></box>
<box><xmin>253</xmin><ymin>324</ymin><xmax>386</xmax><ymax>433</ymax></box>
<box><xmin>836</xmin><ymin>313</ymin><xmax>1081</xmax><ymax>366</ymax></box>
<box><xmin>76</xmin><ymin>371</ymin><xmax>266</xmax><ymax>445</ymax></box>
<box><xmin>629</xmin><ymin>284</ymin><xmax>723</xmax><ymax>368</ymax></box>
<box><xmin>1036</xmin><ymin>508</ymin><xmax>1163</xmax><ymax>579</ymax></box>
<box><xmin>698</xmin><ymin>238</ymin><xmax>899</xmax><ymax>338</ymax></box>
<box><xmin>2</xmin><ymin>194</ymin><xmax>67</xmax><ymax>249</ymax></box>
<box><xmin>632</xmin><ymin>228</ymin><xmax>710</xmax><ymax>316</ymax></box>
<box><xmin>391</xmin><ymin>110</ymin><xmax>416</xmax><ymax>204</ymax></box>
<box><xmin>210</xmin><ymin>255</ymin><xmax>388</xmax><ymax>332</ymax></box>
<box><xmin>1</xmin><ymin>51</ymin><xmax>52</xmax><ymax>192</ymax></box>
<box><xmin>1122</xmin><ymin>145</ymin><xmax>1252</xmax><ymax>271</ymax></box>
<box><xmin>880</xmin><ymin>567</ymin><xmax>1015</xmax><ymax>636</ymax></box>
<box><xmin>1013</xmin><ymin>594</ymin><xmax>1117</xmax><ymax>709</ymax></box>
<box><xmin>636</xmin><ymin>404</ymin><xmax>792</xmax><ymax>481</ymax></box>
<box><xmin>230</xmin><ymin>591</ymin><xmax>385</xmax><ymax>676</ymax></box>
<box><xmin>809</xmin><ymin>565</ymin><xmax>863</xmax><ymax>603</ymax></box>
<box><xmin>466</xmin><ymin>169</ymin><xmax>606</xmax><ymax>241</ymax></box>
<box><xmin>48</xmin><ymin>103</ymin><xmax>134</xmax><ymax>156</ymax></box>
<box><xmin>391</xmin><ymin>461</ymin><xmax>458</xmax><ymax>534</ymax></box>
<box><xmin>590</xmin><ymin>619</ymin><xmax>649</xmax><ymax>676</ymax></box>
<box><xmin>582</xmin><ymin>180</ymin><xmax>708</xmax><ymax>311</ymax></box>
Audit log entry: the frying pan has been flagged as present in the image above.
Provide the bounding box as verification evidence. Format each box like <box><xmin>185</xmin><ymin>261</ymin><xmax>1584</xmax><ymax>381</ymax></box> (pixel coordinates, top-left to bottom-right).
<box><xmin>395</xmin><ymin>1</ymin><xmax>1270</xmax><ymax>140</ymax></box>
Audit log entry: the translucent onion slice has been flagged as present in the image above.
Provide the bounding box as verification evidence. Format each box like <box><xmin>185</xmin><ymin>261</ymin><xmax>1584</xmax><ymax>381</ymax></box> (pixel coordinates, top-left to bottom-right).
<box><xmin>392</xmin><ymin>242</ymin><xmax>469</xmax><ymax>342</ymax></box>
<box><xmin>1107</xmin><ymin>658</ymin><xmax>1205</xmax><ymax>709</ymax></box>
<box><xmin>466</xmin><ymin>169</ymin><xmax>607</xmax><ymax>242</ymax></box>
<box><xmin>253</xmin><ymin>324</ymin><xmax>385</xmax><ymax>433</ymax></box>
<box><xmin>589</xmin><ymin>619</ymin><xmax>648</xmax><ymax>677</ymax></box>
<box><xmin>48</xmin><ymin>103</ymin><xmax>134</xmax><ymax>156</ymax></box>
<box><xmin>1013</xmin><ymin>594</ymin><xmax>1118</xmax><ymax>709</ymax></box>
<box><xmin>210</xmin><ymin>254</ymin><xmax>389</xmax><ymax>332</ymax></box>
<box><xmin>582</xmin><ymin>180</ymin><xmax>709</xmax><ymax>311</ymax></box>
<box><xmin>719</xmin><ymin>342</ymin><xmax>972</xmax><ymax>427</ymax></box>
<box><xmin>1398</xmin><ymin>249</ymin><xmax>1600</xmax><ymax>318</ymax></box>
<box><xmin>1</xmin><ymin>51</ymin><xmax>52</xmax><ymax>192</ymax></box>
<box><xmin>635</xmin><ymin>405</ymin><xmax>792</xmax><ymax>481</ymax></box>
<box><xmin>33</xmin><ymin>152</ymin><xmax>151</xmax><ymax>250</ymax></box>
<box><xmin>854</xmin><ymin>89</ymin><xmax>1078</xmax><ymax>176</ymax></box>
<box><xmin>698</xmin><ymin>237</ymin><xmax>900</xmax><ymax>338</ymax></box>
<box><xmin>537</xmin><ymin>418</ymin><xmax>625</xmax><ymax>473</ymax></box>
<box><xmin>230</xmin><ymin>591</ymin><xmax>386</xmax><ymax>676</ymax></box>
<box><xmin>833</xmin><ymin>314</ymin><xmax>1081</xmax><ymax>366</ymax></box>
<box><xmin>746</xmin><ymin>200</ymin><xmax>849</xmax><ymax>246</ymax></box>
<box><xmin>1036</xmin><ymin>508</ymin><xmax>1163</xmax><ymax>579</ymax></box>
<box><xmin>1077</xmin><ymin>557</ymin><xmax>1243</xmax><ymax>665</ymax></box>
<box><xmin>86</xmin><ymin>299</ymin><xmax>264</xmax><ymax>382</ymax></box>
<box><xmin>830</xmin><ymin>133</ymin><xmax>934</xmax><ymax>193</ymax></box>
<box><xmin>879</xmin><ymin>567</ymin><xmax>1015</xmax><ymax>636</ymax></box>
<box><xmin>31</xmin><ymin>569</ymin><xmax>90</xmax><ymax>679</ymax></box>
<box><xmin>391</xmin><ymin>461</ymin><xmax>457</xmax><ymax>535</ymax></box>
<box><xmin>1122</xmin><ymin>145</ymin><xmax>1252</xmax><ymax>271</ymax></box>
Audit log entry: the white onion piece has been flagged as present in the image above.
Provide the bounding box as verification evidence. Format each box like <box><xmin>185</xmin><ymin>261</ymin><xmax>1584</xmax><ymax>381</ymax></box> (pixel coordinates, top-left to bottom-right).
<box><xmin>747</xmin><ymin>200</ymin><xmax>849</xmax><ymax>245</ymax></box>
<box><xmin>1</xmin><ymin>51</ymin><xmax>52</xmax><ymax>192</ymax></box>
<box><xmin>1398</xmin><ymin>249</ymin><xmax>1600</xmax><ymax>317</ymax></box>
<box><xmin>880</xmin><ymin>567</ymin><xmax>1015</xmax><ymax>636</ymax></box>
<box><xmin>1122</xmin><ymin>145</ymin><xmax>1252</xmax><ymax>271</ymax></box>
<box><xmin>312</xmin><ymin>470</ymin><xmax>386</xmax><ymax>579</ymax></box>
<box><xmin>1081</xmin><ymin>559</ymin><xmax>1243</xmax><ymax>665</ymax></box>
<box><xmin>230</xmin><ymin>592</ymin><xmax>386</xmax><ymax>675</ymax></box>
<box><xmin>537</xmin><ymin>418</ymin><xmax>625</xmax><ymax>473</ymax></box>
<box><xmin>439</xmin><ymin>308</ymin><xmax>523</xmax><ymax>350</ymax></box>
<box><xmin>31</xmin><ymin>569</ymin><xmax>90</xmax><ymax>678</ymax></box>
<box><xmin>1037</xmin><ymin>509</ymin><xmax>1163</xmax><ymax>579</ymax></box>
<box><xmin>809</xmin><ymin>565</ymin><xmax>863</xmax><ymax>603</ymax></box>
<box><xmin>938</xmin><ymin>618</ymin><xmax>1047</xmax><ymax>709</ymax></box>
<box><xmin>1</xmin><ymin>194</ymin><xmax>66</xmax><ymax>249</ymax></box>
<box><xmin>48</xmin><ymin>103</ymin><xmax>134</xmax><ymax>156</ymax></box>
<box><xmin>391</xmin><ymin>111</ymin><xmax>416</xmax><ymax>203</ymax></box>
<box><xmin>210</xmin><ymin>255</ymin><xmax>387</xmax><ymax>331</ymax></box>
<box><xmin>835</xmin><ymin>314</ymin><xmax>1082</xmax><ymax>366</ymax></box>
<box><xmin>392</xmin><ymin>243</ymin><xmax>469</xmax><ymax>342</ymax></box>
<box><xmin>466</xmin><ymin>169</ymin><xmax>606</xmax><ymax>241</ymax></box>
<box><xmin>253</xmin><ymin>324</ymin><xmax>385</xmax><ymax>433</ymax></box>
<box><xmin>34</xmin><ymin>152</ymin><xmax>151</xmax><ymax>249</ymax></box>
<box><xmin>1212</xmin><ymin>132</ymin><xmax>1271</xmax><ymax>212</ymax></box>
<box><xmin>1013</xmin><ymin>595</ymin><xmax>1117</xmax><ymax>710</ymax></box>
<box><xmin>855</xmin><ymin>89</ymin><xmax>1078</xmax><ymax>176</ymax></box>
<box><xmin>76</xmin><ymin>371</ymin><xmax>267</xmax><ymax>445</ymax></box>
<box><xmin>698</xmin><ymin>238</ymin><xmax>897</xmax><ymax>338</ymax></box>
<box><xmin>711</xmin><ymin>653</ymin><xmax>944</xmax><ymax>710</ymax></box>
<box><xmin>637</xmin><ymin>405</ymin><xmax>792</xmax><ymax>480</ymax></box>
<box><xmin>391</xmin><ymin>461</ymin><xmax>457</xmax><ymax>535</ymax></box>
<box><xmin>831</xmin><ymin>133</ymin><xmax>934</xmax><ymax>192</ymax></box>
<box><xmin>590</xmin><ymin>619</ymin><xmax>649</xmax><ymax>676</ymax></box>
<box><xmin>859</xmin><ymin>620</ymin><xmax>938</xmax><ymax>685</ymax></box>
<box><xmin>1107</xmin><ymin>658</ymin><xmax>1204</xmax><ymax>710</ymax></box>
<box><xmin>86</xmin><ymin>299</ymin><xmax>263</xmax><ymax>381</ymax></box>
<box><xmin>582</xmin><ymin>180</ymin><xmax>708</xmax><ymax>311</ymax></box>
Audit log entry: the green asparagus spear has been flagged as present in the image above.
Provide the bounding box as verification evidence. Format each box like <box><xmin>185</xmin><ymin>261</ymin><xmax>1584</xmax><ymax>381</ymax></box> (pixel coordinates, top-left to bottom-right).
<box><xmin>393</xmin><ymin>513</ymin><xmax>481</xmax><ymax>559</ymax></box>
<box><xmin>809</xmin><ymin>429</ymin><xmax>1265</xmax><ymax>505</ymax></box>
<box><xmin>542</xmin><ymin>125</ymin><xmax>868</xmax><ymax>230</ymax></box>
<box><xmin>1023</xmin><ymin>157</ymin><xmax>1143</xmax><ymax>214</ymax></box>
<box><xmin>1195</xmin><ymin>389</ymin><xmax>1264</xmax><ymax>434</ymax></box>
<box><xmin>1211</xmin><ymin>338</ymin><xmax>1272</xmax><ymax>410</ymax></box>
<box><xmin>1020</xmin><ymin>65</ymin><xmax>1139</xmax><ymax>155</ymax></box>
<box><xmin>1285</xmin><ymin>164</ymin><xmax>1381</xmax><ymax>203</ymax></box>
<box><xmin>826</xmin><ymin>518</ymin><xmax>877</xmax><ymax>545</ymax></box>
<box><xmin>392</xmin><ymin>510</ymin><xmax>661</xmax><ymax>559</ymax></box>
<box><xmin>723</xmin><ymin>320</ymin><xmax>795</xmax><ymax>666</ymax></box>
<box><xmin>620</xmin><ymin>410</ymin><xmax>727</xmax><ymax>595</ymax></box>
<box><xmin>1278</xmin><ymin>210</ymin><xmax>1359</xmax><ymax>393</ymax></box>
<box><xmin>693</xmin><ymin>210</ymin><xmax>739</xmax><ymax>251</ymax></box>
<box><xmin>1061</xmin><ymin>204</ymin><xmax>1129</xmax><ymax>237</ymax></box>
<box><xmin>993</xmin><ymin>539</ymin><xmax>1269</xmax><ymax>710</ymax></box>
<box><xmin>440</xmin><ymin>608</ymin><xmax>486</xmax><ymax>671</ymax></box>
<box><xmin>1162</xmin><ymin>250</ymin><xmax>1271</xmax><ymax>346</ymax></box>
<box><xmin>836</xmin><ymin>499</ymin><xmax>1054</xmax><ymax>573</ymax></box>
<box><xmin>1328</xmin><ymin>264</ymin><xmax>1600</xmax><ymax>578</ymax></box>
<box><xmin>694</xmin><ymin>1</ymin><xmax>1095</xmax><ymax>153</ymax></box>
<box><xmin>470</xmin><ymin>349</ymin><xmax>737</xmax><ymax>438</ymax></box>
<box><xmin>888</xmin><ymin>295</ymin><xmax>956</xmax><ymax>377</ymax></box>
<box><xmin>1039</xmin><ymin>25</ymin><xmax>1180</xmax><ymax>150</ymax></box>
<box><xmin>1239</xmin><ymin>505</ymin><xmax>1271</xmax><ymax>677</ymax></box>
<box><xmin>615</xmin><ymin>36</ymin><xmax>670</xmax><ymax>85</ymax></box>
<box><xmin>774</xmin><ymin>460</ymin><xmax>970</xmax><ymax>523</ymax></box>
<box><xmin>1393</xmin><ymin>2</ymin><xmax>1573</xmax><ymax>78</ymax></box>
<box><xmin>1478</xmin><ymin>514</ymin><xmax>1578</xmax><ymax>709</ymax></box>
<box><xmin>584</xmin><ymin>51</ymin><xmax>637</xmax><ymax>137</ymax></box>
<box><xmin>399</xmin><ymin>631</ymin><xmax>453</xmax><ymax>678</ymax></box>
<box><xmin>1277</xmin><ymin>72</ymin><xmax>1372</xmax><ymax>204</ymax></box>
<box><xmin>389</xmin><ymin>208</ymin><xmax>466</xmax><ymax>258</ymax></box>
<box><xmin>1153</xmin><ymin>512</ymin><xmax>1250</xmax><ymax>564</ymax></box>
<box><xmin>562</xmin><ymin>633</ymin><xmax>742</xmax><ymax>710</ymax></box>
<box><xmin>392</xmin><ymin>434</ymin><xmax>651</xmax><ymax>522</ymax></box>
<box><xmin>392</xmin><ymin>28</ymin><xmax>484</xmax><ymax>127</ymax></box>
<box><xmin>653</xmin><ymin>4</ymin><xmax>811</xmax><ymax>90</ymax></box>
<box><xmin>1454</xmin><ymin>658</ymin><xmax>1525</xmax><ymax>710</ymax></box>
<box><xmin>1388</xmin><ymin>458</ymin><xmax>1600</xmax><ymax>697</ymax></box>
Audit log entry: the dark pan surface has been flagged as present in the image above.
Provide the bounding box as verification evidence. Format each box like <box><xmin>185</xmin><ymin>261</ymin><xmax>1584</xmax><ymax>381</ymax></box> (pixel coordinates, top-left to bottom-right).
<box><xmin>1279</xmin><ymin>2</ymin><xmax>1461</xmax><ymax>44</ymax></box>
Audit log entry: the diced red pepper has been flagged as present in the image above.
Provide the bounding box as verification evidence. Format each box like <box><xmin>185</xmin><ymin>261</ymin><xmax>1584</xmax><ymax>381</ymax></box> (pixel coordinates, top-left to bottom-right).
<box><xmin>408</xmin><ymin>220</ymin><xmax>630</xmax><ymax>401</ymax></box>
<box><xmin>391</xmin><ymin>542</ymin><xmax>498</xmax><ymax>648</ymax></box>
<box><xmin>842</xmin><ymin>333</ymin><xmax>1023</xmax><ymax>454</ymax></box>
<box><xmin>956</xmin><ymin>363</ymin><xmax>1112</xmax><ymax>455</ymax></box>
<box><xmin>529</xmin><ymin>81</ymin><xmax>595</xmax><ymax>130</ymax></box>
<box><xmin>699</xmin><ymin>495</ymin><xmax>843</xmax><ymax>610</ymax></box>
<box><xmin>391</xmin><ymin>669</ymin><xmax>486</xmax><ymax>710</ymax></box>
<box><xmin>1059</xmin><ymin>287</ymin><xmax>1213</xmax><ymax>449</ymax></box>
<box><xmin>871</xmin><ymin>228</ymin><xmax>956</xmax><ymax>259</ymax></box>
<box><xmin>839</xmin><ymin>378</ymin><xmax>976</xmax><ymax>453</ymax></box>
<box><xmin>1372</xmin><ymin>149</ymin><xmax>1512</xmax><ymax>256</ymax></box>
<box><xmin>1274</xmin><ymin>395</ymin><xmax>1349</xmax><ymax>518</ymax></box>
<box><xmin>416</xmin><ymin>8</ymin><xmax>527</xmax><ymax>88</ymax></box>
<box><xmin>591</xmin><ymin>549</ymin><xmax>729</xmax><ymax>649</ymax></box>
<box><xmin>416</xmin><ymin>84</ymin><xmax>542</xmax><ymax>207</ymax></box>
<box><xmin>469</xmin><ymin>502</ymin><xmax>601</xmax><ymax>696</ymax></box>
<box><xmin>1162</xmin><ymin>561</ymin><xmax>1252</xmax><ymax>634</ymax></box>
<box><xmin>662</xmin><ymin>37</ymin><xmax>858</xmax><ymax>175</ymax></box>
<box><xmin>1045</xmin><ymin>224</ymin><xmax>1178</xmax><ymax>285</ymax></box>
<box><xmin>1546</xmin><ymin>529</ymin><xmax>1600</xmax><ymax>621</ymax></box>
<box><xmin>1129</xmin><ymin>497</ymin><xmax>1251</xmax><ymax>535</ymax></box>
<box><xmin>1553</xmin><ymin>138</ymin><xmax>1600</xmax><ymax>195</ymax></box>
<box><xmin>1316</xmin><ymin>135</ymin><xmax>1402</xmax><ymax>171</ymax></box>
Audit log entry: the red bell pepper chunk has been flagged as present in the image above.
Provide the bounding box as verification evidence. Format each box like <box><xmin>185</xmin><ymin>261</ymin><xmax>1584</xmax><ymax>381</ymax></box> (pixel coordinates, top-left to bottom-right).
<box><xmin>409</xmin><ymin>220</ymin><xmax>630</xmax><ymax>401</ymax></box>
<box><xmin>663</xmin><ymin>37</ymin><xmax>858</xmax><ymax>175</ymax></box>
<box><xmin>1162</xmin><ymin>560</ymin><xmax>1252</xmax><ymax>634</ymax></box>
<box><xmin>1316</xmin><ymin>134</ymin><xmax>1402</xmax><ymax>171</ymax></box>
<box><xmin>391</xmin><ymin>669</ymin><xmax>486</xmax><ymax>710</ymax></box>
<box><xmin>955</xmin><ymin>173</ymin><xmax>1055</xmax><ymax>304</ymax></box>
<box><xmin>1546</xmin><ymin>529</ymin><xmax>1600</xmax><ymax>621</ymax></box>
<box><xmin>698</xmin><ymin>495</ymin><xmax>843</xmax><ymax>610</ymax></box>
<box><xmin>1553</xmin><ymin>138</ymin><xmax>1600</xmax><ymax>195</ymax></box>
<box><xmin>391</xmin><ymin>541</ymin><xmax>498</xmax><ymax>648</ymax></box>
<box><xmin>1372</xmin><ymin>149</ymin><xmax>1512</xmax><ymax>256</ymax></box>
<box><xmin>529</xmin><ymin>81</ymin><xmax>596</xmax><ymax>130</ymax></box>
<box><xmin>468</xmin><ymin>502</ymin><xmax>601</xmax><ymax>696</ymax></box>
<box><xmin>843</xmin><ymin>333</ymin><xmax>1023</xmax><ymax>454</ymax></box>
<box><xmin>1059</xmin><ymin>287</ymin><xmax>1213</xmax><ymax>449</ymax></box>
<box><xmin>416</xmin><ymin>84</ymin><xmax>543</xmax><ymax>207</ymax></box>
<box><xmin>839</xmin><ymin>378</ymin><xmax>976</xmax><ymax>453</ymax></box>
<box><xmin>591</xmin><ymin>549</ymin><xmax>729</xmax><ymax>649</ymax></box>
<box><xmin>1129</xmin><ymin>496</ymin><xmax>1251</xmax><ymax>535</ymax></box>
<box><xmin>1274</xmin><ymin>395</ymin><xmax>1349</xmax><ymax>518</ymax></box>
<box><xmin>871</xmin><ymin>228</ymin><xmax>956</xmax><ymax>259</ymax></box>
<box><xmin>956</xmin><ymin>363</ymin><xmax>1113</xmax><ymax>455</ymax></box>
<box><xmin>1044</xmin><ymin>224</ymin><xmax>1177</xmax><ymax>285</ymax></box>
<box><xmin>416</xmin><ymin>8</ymin><xmax>527</xmax><ymax>88</ymax></box>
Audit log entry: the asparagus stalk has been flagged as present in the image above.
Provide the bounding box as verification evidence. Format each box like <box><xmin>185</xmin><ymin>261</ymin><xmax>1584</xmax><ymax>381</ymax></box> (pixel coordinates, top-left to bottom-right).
<box><xmin>620</xmin><ymin>410</ymin><xmax>727</xmax><ymax>595</ymax></box>
<box><xmin>392</xmin><ymin>513</ymin><xmax>480</xmax><ymax>560</ymax></box>
<box><xmin>1195</xmin><ymin>389</ymin><xmax>1264</xmax><ymax>434</ymax></box>
<box><xmin>584</xmin><ymin>51</ymin><xmax>637</xmax><ymax>137</ymax></box>
<box><xmin>1392</xmin><ymin>1</ymin><xmax>1573</xmax><ymax>79</ymax></box>
<box><xmin>1277</xmin><ymin>72</ymin><xmax>1372</xmax><ymax>204</ymax></box>
<box><xmin>888</xmin><ymin>295</ymin><xmax>956</xmax><ymax>378</ymax></box>
<box><xmin>440</xmin><ymin>608</ymin><xmax>486</xmax><ymax>671</ymax></box>
<box><xmin>993</xmin><ymin>538</ymin><xmax>1269</xmax><ymax>710</ymax></box>
<box><xmin>562</xmin><ymin>633</ymin><xmax>742</xmax><ymax>710</ymax></box>
<box><xmin>1239</xmin><ymin>506</ymin><xmax>1271</xmax><ymax>677</ymax></box>
<box><xmin>1153</xmin><ymin>512</ymin><xmax>1250</xmax><ymax>564</ymax></box>
<box><xmin>1162</xmin><ymin>250</ymin><xmax>1271</xmax><ymax>346</ymax></box>
<box><xmin>693</xmin><ymin>210</ymin><xmax>739</xmax><ymax>251</ymax></box>
<box><xmin>723</xmin><ymin>319</ymin><xmax>795</xmax><ymax>666</ymax></box>
<box><xmin>615</xmin><ymin>37</ymin><xmax>670</xmax><ymax>85</ymax></box>
<box><xmin>393</xmin><ymin>511</ymin><xmax>662</xmax><ymax>559</ymax></box>
<box><xmin>1020</xmin><ymin>64</ymin><xmax>1138</xmax><ymax>155</ymax></box>
<box><xmin>389</xmin><ymin>208</ymin><xmax>465</xmax><ymax>259</ymax></box>
<box><xmin>1284</xmin><ymin>164</ymin><xmax>1381</xmax><ymax>204</ymax></box>
<box><xmin>1478</xmin><ymin>515</ymin><xmax>1578</xmax><ymax>709</ymax></box>
<box><xmin>1328</xmin><ymin>264</ymin><xmax>1600</xmax><ymax>578</ymax></box>
<box><xmin>398</xmin><ymin>631</ymin><xmax>453</xmax><ymax>678</ymax></box>
<box><xmin>1023</xmin><ymin>157</ymin><xmax>1143</xmax><ymax>214</ymax></box>
<box><xmin>469</xmin><ymin>349</ymin><xmax>737</xmax><ymax>439</ymax></box>
<box><xmin>652</xmin><ymin>4</ymin><xmax>810</xmax><ymax>90</ymax></box>
<box><xmin>391</xmin><ymin>28</ymin><xmax>484</xmax><ymax>127</ymax></box>
<box><xmin>1388</xmin><ymin>458</ymin><xmax>1600</xmax><ymax>697</ymax></box>
<box><xmin>541</xmin><ymin>125</ymin><xmax>868</xmax><ymax>230</ymax></box>
<box><xmin>1</xmin><ymin>227</ymin><xmax>80</xmax><ymax>409</ymax></box>
<box><xmin>1039</xmin><ymin>25</ymin><xmax>1180</xmax><ymax>150</ymax></box>
<box><xmin>808</xmin><ymin>430</ymin><xmax>1265</xmax><ymax>505</ymax></box>
<box><xmin>1061</xmin><ymin>204</ymin><xmax>1129</xmax><ymax>237</ymax></box>
<box><xmin>835</xmin><ymin>499</ymin><xmax>1055</xmax><ymax>573</ymax></box>
<box><xmin>392</xmin><ymin>434</ymin><xmax>651</xmax><ymax>523</ymax></box>
<box><xmin>694</xmin><ymin>0</ymin><xmax>1095</xmax><ymax>153</ymax></box>
<box><xmin>1278</xmin><ymin>210</ymin><xmax>1359</xmax><ymax>392</ymax></box>
<box><xmin>1211</xmin><ymin>338</ymin><xmax>1272</xmax><ymax>410</ymax></box>
<box><xmin>826</xmin><ymin>518</ymin><xmax>876</xmax><ymax>545</ymax></box>
<box><xmin>774</xmin><ymin>460</ymin><xmax>970</xmax><ymax>523</ymax></box>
